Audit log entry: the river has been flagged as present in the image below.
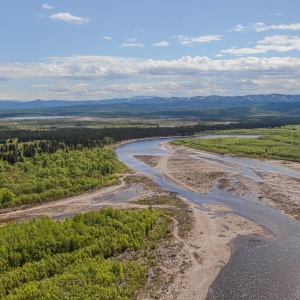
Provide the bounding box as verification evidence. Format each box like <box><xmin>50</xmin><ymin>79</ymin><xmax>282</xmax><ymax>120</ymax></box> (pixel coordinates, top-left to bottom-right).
<box><xmin>115</xmin><ymin>136</ymin><xmax>300</xmax><ymax>300</ymax></box>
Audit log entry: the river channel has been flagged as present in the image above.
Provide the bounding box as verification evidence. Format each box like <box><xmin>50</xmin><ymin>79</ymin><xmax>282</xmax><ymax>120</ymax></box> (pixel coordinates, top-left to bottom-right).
<box><xmin>115</xmin><ymin>136</ymin><xmax>300</xmax><ymax>300</ymax></box>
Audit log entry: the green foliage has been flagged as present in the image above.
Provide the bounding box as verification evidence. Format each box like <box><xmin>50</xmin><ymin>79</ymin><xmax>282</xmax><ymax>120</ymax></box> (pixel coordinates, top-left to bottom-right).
<box><xmin>172</xmin><ymin>125</ymin><xmax>300</xmax><ymax>162</ymax></box>
<box><xmin>0</xmin><ymin>188</ymin><xmax>15</xmax><ymax>206</ymax></box>
<box><xmin>0</xmin><ymin>208</ymin><xmax>159</xmax><ymax>299</ymax></box>
<box><xmin>0</xmin><ymin>147</ymin><xmax>127</xmax><ymax>208</ymax></box>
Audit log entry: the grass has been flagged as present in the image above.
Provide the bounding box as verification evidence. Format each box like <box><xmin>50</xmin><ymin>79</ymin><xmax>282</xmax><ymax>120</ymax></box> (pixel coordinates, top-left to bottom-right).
<box><xmin>173</xmin><ymin>125</ymin><xmax>300</xmax><ymax>162</ymax></box>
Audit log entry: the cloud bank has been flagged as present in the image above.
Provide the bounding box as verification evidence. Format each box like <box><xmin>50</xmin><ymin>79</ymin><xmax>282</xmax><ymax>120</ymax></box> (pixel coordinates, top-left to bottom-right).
<box><xmin>231</xmin><ymin>22</ymin><xmax>300</xmax><ymax>33</ymax></box>
<box><xmin>222</xmin><ymin>35</ymin><xmax>300</xmax><ymax>55</ymax></box>
<box><xmin>0</xmin><ymin>55</ymin><xmax>299</xmax><ymax>100</ymax></box>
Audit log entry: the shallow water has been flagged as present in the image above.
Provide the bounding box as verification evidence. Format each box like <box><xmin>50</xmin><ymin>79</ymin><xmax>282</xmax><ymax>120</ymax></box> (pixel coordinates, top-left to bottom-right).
<box><xmin>92</xmin><ymin>183</ymin><xmax>145</xmax><ymax>204</ymax></box>
<box><xmin>206</xmin><ymin>235</ymin><xmax>300</xmax><ymax>300</ymax></box>
<box><xmin>115</xmin><ymin>136</ymin><xmax>300</xmax><ymax>300</ymax></box>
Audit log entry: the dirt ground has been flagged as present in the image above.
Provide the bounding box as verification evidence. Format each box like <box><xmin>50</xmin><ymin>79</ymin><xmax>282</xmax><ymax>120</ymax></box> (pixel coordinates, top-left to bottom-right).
<box><xmin>1</xmin><ymin>142</ymin><xmax>300</xmax><ymax>299</ymax></box>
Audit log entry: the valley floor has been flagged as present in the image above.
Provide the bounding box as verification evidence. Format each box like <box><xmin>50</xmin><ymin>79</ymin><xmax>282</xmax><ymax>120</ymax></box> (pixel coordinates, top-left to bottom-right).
<box><xmin>1</xmin><ymin>142</ymin><xmax>300</xmax><ymax>299</ymax></box>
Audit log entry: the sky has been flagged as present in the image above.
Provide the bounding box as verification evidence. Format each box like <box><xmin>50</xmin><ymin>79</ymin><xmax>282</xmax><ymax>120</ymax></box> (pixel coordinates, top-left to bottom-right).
<box><xmin>0</xmin><ymin>0</ymin><xmax>300</xmax><ymax>100</ymax></box>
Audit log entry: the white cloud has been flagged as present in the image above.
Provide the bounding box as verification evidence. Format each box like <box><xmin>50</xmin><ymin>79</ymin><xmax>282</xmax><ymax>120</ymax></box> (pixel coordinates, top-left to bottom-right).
<box><xmin>231</xmin><ymin>22</ymin><xmax>300</xmax><ymax>33</ymax></box>
<box><xmin>267</xmin><ymin>13</ymin><xmax>283</xmax><ymax>16</ymax></box>
<box><xmin>254</xmin><ymin>22</ymin><xmax>300</xmax><ymax>32</ymax></box>
<box><xmin>221</xmin><ymin>35</ymin><xmax>300</xmax><ymax>55</ymax></box>
<box><xmin>1</xmin><ymin>55</ymin><xmax>300</xmax><ymax>99</ymax></box>
<box><xmin>121</xmin><ymin>43</ymin><xmax>144</xmax><ymax>48</ymax></box>
<box><xmin>126</xmin><ymin>38</ymin><xmax>137</xmax><ymax>43</ymax></box>
<box><xmin>175</xmin><ymin>35</ymin><xmax>222</xmax><ymax>46</ymax></box>
<box><xmin>42</xmin><ymin>4</ymin><xmax>54</xmax><ymax>10</ymax></box>
<box><xmin>153</xmin><ymin>41</ymin><xmax>169</xmax><ymax>47</ymax></box>
<box><xmin>120</xmin><ymin>38</ymin><xmax>144</xmax><ymax>47</ymax></box>
<box><xmin>230</xmin><ymin>24</ymin><xmax>247</xmax><ymax>32</ymax></box>
<box><xmin>49</xmin><ymin>12</ymin><xmax>90</xmax><ymax>25</ymax></box>
<box><xmin>1</xmin><ymin>55</ymin><xmax>300</xmax><ymax>80</ymax></box>
<box><xmin>103</xmin><ymin>36</ymin><xmax>112</xmax><ymax>41</ymax></box>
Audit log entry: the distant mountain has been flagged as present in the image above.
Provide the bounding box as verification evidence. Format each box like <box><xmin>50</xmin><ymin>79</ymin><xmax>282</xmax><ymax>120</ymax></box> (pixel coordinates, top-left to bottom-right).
<box><xmin>1</xmin><ymin>94</ymin><xmax>300</xmax><ymax>110</ymax></box>
<box><xmin>1</xmin><ymin>94</ymin><xmax>300</xmax><ymax>122</ymax></box>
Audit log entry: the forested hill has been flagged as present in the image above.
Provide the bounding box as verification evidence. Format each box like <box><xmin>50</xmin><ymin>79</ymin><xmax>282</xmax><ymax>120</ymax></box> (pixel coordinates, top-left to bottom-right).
<box><xmin>1</xmin><ymin>94</ymin><xmax>300</xmax><ymax>121</ymax></box>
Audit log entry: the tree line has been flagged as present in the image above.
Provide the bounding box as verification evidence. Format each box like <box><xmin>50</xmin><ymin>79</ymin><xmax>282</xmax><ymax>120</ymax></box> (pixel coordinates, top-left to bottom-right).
<box><xmin>1</xmin><ymin>118</ymin><xmax>299</xmax><ymax>165</ymax></box>
<box><xmin>1</xmin><ymin>118</ymin><xmax>300</xmax><ymax>144</ymax></box>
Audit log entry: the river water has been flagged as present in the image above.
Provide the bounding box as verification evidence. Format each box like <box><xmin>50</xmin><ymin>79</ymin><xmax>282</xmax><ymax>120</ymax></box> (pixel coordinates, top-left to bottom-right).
<box><xmin>115</xmin><ymin>136</ymin><xmax>300</xmax><ymax>300</ymax></box>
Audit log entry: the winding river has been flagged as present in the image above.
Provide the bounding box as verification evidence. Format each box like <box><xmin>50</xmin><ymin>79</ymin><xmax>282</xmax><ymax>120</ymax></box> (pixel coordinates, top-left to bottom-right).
<box><xmin>115</xmin><ymin>136</ymin><xmax>300</xmax><ymax>300</ymax></box>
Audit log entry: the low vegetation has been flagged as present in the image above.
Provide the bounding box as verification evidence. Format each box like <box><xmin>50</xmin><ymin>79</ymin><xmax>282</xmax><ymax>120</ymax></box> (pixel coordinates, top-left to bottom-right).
<box><xmin>172</xmin><ymin>125</ymin><xmax>300</xmax><ymax>162</ymax></box>
<box><xmin>134</xmin><ymin>193</ymin><xmax>193</xmax><ymax>239</ymax></box>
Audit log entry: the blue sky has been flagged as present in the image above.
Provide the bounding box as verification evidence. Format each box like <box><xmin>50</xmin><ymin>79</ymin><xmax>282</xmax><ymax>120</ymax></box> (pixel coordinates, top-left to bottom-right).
<box><xmin>0</xmin><ymin>0</ymin><xmax>300</xmax><ymax>100</ymax></box>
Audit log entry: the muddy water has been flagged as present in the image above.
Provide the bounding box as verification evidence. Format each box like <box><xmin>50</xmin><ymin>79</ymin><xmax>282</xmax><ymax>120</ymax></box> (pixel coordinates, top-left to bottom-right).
<box><xmin>115</xmin><ymin>136</ymin><xmax>300</xmax><ymax>300</ymax></box>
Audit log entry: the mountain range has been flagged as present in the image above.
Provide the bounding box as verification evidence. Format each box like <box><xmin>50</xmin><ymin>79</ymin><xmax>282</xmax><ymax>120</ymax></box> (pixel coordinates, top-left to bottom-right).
<box><xmin>1</xmin><ymin>94</ymin><xmax>300</xmax><ymax>110</ymax></box>
<box><xmin>1</xmin><ymin>94</ymin><xmax>300</xmax><ymax>122</ymax></box>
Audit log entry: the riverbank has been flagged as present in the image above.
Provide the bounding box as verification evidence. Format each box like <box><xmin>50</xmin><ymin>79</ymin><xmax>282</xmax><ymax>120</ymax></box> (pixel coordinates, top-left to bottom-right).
<box><xmin>139</xmin><ymin>202</ymin><xmax>265</xmax><ymax>300</ymax></box>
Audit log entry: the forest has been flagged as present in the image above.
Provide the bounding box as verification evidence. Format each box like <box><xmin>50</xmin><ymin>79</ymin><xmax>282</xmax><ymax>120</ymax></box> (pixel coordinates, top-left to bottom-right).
<box><xmin>172</xmin><ymin>125</ymin><xmax>300</xmax><ymax>162</ymax></box>
<box><xmin>0</xmin><ymin>147</ymin><xmax>127</xmax><ymax>208</ymax></box>
<box><xmin>0</xmin><ymin>207</ymin><xmax>169</xmax><ymax>299</ymax></box>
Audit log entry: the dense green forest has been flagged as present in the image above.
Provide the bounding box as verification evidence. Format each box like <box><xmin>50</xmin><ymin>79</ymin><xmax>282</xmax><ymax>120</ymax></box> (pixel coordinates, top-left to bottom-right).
<box><xmin>1</xmin><ymin>119</ymin><xmax>300</xmax><ymax>143</ymax></box>
<box><xmin>0</xmin><ymin>147</ymin><xmax>127</xmax><ymax>208</ymax></box>
<box><xmin>172</xmin><ymin>125</ymin><xmax>300</xmax><ymax>162</ymax></box>
<box><xmin>0</xmin><ymin>207</ymin><xmax>168</xmax><ymax>299</ymax></box>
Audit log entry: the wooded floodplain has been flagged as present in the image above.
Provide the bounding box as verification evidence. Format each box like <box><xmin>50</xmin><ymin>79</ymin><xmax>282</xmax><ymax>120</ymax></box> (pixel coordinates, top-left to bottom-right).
<box><xmin>1</xmin><ymin>120</ymin><xmax>300</xmax><ymax>208</ymax></box>
<box><xmin>1</xmin><ymin>118</ymin><xmax>300</xmax><ymax>299</ymax></box>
